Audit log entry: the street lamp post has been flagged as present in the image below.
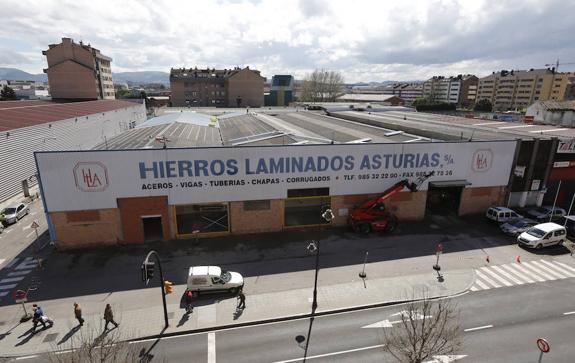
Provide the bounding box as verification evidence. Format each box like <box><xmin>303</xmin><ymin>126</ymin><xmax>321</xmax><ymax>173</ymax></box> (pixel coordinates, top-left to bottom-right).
<box><xmin>307</xmin><ymin>208</ymin><xmax>334</xmax><ymax>312</ymax></box>
<box><xmin>141</xmin><ymin>250</ymin><xmax>169</xmax><ymax>329</ymax></box>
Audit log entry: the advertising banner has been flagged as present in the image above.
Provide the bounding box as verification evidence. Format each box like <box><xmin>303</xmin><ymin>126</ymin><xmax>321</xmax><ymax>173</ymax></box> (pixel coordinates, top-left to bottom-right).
<box><xmin>35</xmin><ymin>141</ymin><xmax>517</xmax><ymax>211</ymax></box>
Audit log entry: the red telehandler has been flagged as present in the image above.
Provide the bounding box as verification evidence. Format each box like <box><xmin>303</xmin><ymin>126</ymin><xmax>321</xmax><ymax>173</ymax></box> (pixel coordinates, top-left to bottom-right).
<box><xmin>348</xmin><ymin>171</ymin><xmax>434</xmax><ymax>234</ymax></box>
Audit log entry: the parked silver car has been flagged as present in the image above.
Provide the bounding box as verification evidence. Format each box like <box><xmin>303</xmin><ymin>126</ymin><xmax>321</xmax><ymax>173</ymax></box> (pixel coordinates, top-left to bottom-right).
<box><xmin>525</xmin><ymin>206</ymin><xmax>566</xmax><ymax>223</ymax></box>
<box><xmin>499</xmin><ymin>218</ymin><xmax>537</xmax><ymax>237</ymax></box>
<box><xmin>1</xmin><ymin>203</ymin><xmax>30</xmax><ymax>225</ymax></box>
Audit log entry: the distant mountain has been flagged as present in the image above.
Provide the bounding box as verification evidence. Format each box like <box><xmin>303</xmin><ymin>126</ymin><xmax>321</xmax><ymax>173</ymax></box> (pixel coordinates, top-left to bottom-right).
<box><xmin>0</xmin><ymin>67</ymin><xmax>47</xmax><ymax>81</ymax></box>
<box><xmin>112</xmin><ymin>71</ymin><xmax>169</xmax><ymax>86</ymax></box>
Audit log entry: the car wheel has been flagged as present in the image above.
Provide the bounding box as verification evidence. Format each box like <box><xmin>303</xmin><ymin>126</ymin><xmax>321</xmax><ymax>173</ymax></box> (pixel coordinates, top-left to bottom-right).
<box><xmin>536</xmin><ymin>244</ymin><xmax>543</xmax><ymax>249</ymax></box>
<box><xmin>359</xmin><ymin>222</ymin><xmax>371</xmax><ymax>235</ymax></box>
<box><xmin>384</xmin><ymin>217</ymin><xmax>398</xmax><ymax>233</ymax></box>
<box><xmin>229</xmin><ymin>287</ymin><xmax>238</xmax><ymax>295</ymax></box>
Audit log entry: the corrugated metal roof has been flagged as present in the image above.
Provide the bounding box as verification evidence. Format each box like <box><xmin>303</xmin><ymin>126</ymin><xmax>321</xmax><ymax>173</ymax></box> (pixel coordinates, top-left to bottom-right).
<box><xmin>138</xmin><ymin>111</ymin><xmax>219</xmax><ymax>128</ymax></box>
<box><xmin>0</xmin><ymin>99</ymin><xmax>143</xmax><ymax>132</ymax></box>
<box><xmin>536</xmin><ymin>100</ymin><xmax>575</xmax><ymax>111</ymax></box>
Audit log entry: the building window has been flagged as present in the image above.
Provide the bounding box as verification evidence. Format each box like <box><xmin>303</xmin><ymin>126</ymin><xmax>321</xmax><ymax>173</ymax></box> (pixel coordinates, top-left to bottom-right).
<box><xmin>244</xmin><ymin>200</ymin><xmax>271</xmax><ymax>211</ymax></box>
<box><xmin>175</xmin><ymin>203</ymin><xmax>229</xmax><ymax>234</ymax></box>
<box><xmin>285</xmin><ymin>188</ymin><xmax>330</xmax><ymax>227</ymax></box>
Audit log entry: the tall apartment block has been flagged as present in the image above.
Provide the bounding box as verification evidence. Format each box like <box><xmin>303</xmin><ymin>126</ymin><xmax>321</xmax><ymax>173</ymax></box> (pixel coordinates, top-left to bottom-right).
<box><xmin>43</xmin><ymin>38</ymin><xmax>115</xmax><ymax>100</ymax></box>
<box><xmin>423</xmin><ymin>75</ymin><xmax>478</xmax><ymax>108</ymax></box>
<box><xmin>382</xmin><ymin>83</ymin><xmax>423</xmax><ymax>104</ymax></box>
<box><xmin>170</xmin><ymin>66</ymin><xmax>265</xmax><ymax>107</ymax></box>
<box><xmin>477</xmin><ymin>69</ymin><xmax>575</xmax><ymax>111</ymax></box>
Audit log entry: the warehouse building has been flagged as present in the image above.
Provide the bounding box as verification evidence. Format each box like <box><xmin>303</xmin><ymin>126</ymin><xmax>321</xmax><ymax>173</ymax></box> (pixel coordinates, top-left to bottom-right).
<box><xmin>35</xmin><ymin>108</ymin><xmax>520</xmax><ymax>248</ymax></box>
<box><xmin>0</xmin><ymin>99</ymin><xmax>146</xmax><ymax>203</ymax></box>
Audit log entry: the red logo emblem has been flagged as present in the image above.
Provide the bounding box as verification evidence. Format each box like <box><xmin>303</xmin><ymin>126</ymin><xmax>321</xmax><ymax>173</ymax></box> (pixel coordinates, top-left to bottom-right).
<box><xmin>73</xmin><ymin>162</ymin><xmax>109</xmax><ymax>192</ymax></box>
<box><xmin>472</xmin><ymin>149</ymin><xmax>493</xmax><ymax>172</ymax></box>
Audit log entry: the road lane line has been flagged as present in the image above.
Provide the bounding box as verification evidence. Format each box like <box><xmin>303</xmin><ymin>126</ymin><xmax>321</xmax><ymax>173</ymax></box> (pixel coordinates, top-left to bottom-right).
<box><xmin>208</xmin><ymin>332</ymin><xmax>216</xmax><ymax>363</ymax></box>
<box><xmin>470</xmin><ymin>286</ymin><xmax>479</xmax><ymax>291</ymax></box>
<box><xmin>554</xmin><ymin>261</ymin><xmax>575</xmax><ymax>274</ymax></box>
<box><xmin>272</xmin><ymin>344</ymin><xmax>386</xmax><ymax>363</ymax></box>
<box><xmin>0</xmin><ymin>277</ymin><xmax>25</xmax><ymax>283</ymax></box>
<box><xmin>464</xmin><ymin>325</ymin><xmax>493</xmax><ymax>332</ymax></box>
<box><xmin>499</xmin><ymin>264</ymin><xmax>534</xmax><ymax>284</ymax></box>
<box><xmin>507</xmin><ymin>263</ymin><xmax>545</xmax><ymax>282</ymax></box>
<box><xmin>26</xmin><ymin>231</ymin><xmax>35</xmax><ymax>238</ymax></box>
<box><xmin>0</xmin><ymin>283</ymin><xmax>18</xmax><ymax>290</ymax></box>
<box><xmin>8</xmin><ymin>271</ymin><xmax>31</xmax><ymax>277</ymax></box>
<box><xmin>15</xmin><ymin>355</ymin><xmax>39</xmax><ymax>360</ymax></box>
<box><xmin>491</xmin><ymin>266</ymin><xmax>524</xmax><ymax>285</ymax></box>
<box><xmin>480</xmin><ymin>267</ymin><xmax>513</xmax><ymax>286</ymax></box>
<box><xmin>474</xmin><ymin>279</ymin><xmax>490</xmax><ymax>290</ymax></box>
<box><xmin>475</xmin><ymin>270</ymin><xmax>501</xmax><ymax>288</ymax></box>
<box><xmin>520</xmin><ymin>262</ymin><xmax>556</xmax><ymax>280</ymax></box>
<box><xmin>563</xmin><ymin>311</ymin><xmax>575</xmax><ymax>315</ymax></box>
<box><xmin>531</xmin><ymin>261</ymin><xmax>568</xmax><ymax>279</ymax></box>
<box><xmin>539</xmin><ymin>260</ymin><xmax>575</xmax><ymax>278</ymax></box>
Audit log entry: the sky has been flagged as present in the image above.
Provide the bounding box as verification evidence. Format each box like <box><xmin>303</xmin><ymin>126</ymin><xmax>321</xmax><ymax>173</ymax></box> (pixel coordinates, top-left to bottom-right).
<box><xmin>1</xmin><ymin>0</ymin><xmax>575</xmax><ymax>83</ymax></box>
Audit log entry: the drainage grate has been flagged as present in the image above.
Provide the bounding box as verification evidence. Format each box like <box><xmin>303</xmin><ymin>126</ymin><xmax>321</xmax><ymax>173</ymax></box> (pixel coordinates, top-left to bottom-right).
<box><xmin>43</xmin><ymin>333</ymin><xmax>59</xmax><ymax>343</ymax></box>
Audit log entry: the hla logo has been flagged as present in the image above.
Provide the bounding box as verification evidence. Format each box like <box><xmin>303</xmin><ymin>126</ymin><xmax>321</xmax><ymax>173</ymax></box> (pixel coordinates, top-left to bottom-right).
<box><xmin>472</xmin><ymin>149</ymin><xmax>493</xmax><ymax>172</ymax></box>
<box><xmin>73</xmin><ymin>162</ymin><xmax>109</xmax><ymax>192</ymax></box>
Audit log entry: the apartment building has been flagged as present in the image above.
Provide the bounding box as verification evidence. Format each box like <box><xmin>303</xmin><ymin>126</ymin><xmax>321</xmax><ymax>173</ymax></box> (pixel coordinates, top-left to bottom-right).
<box><xmin>43</xmin><ymin>38</ymin><xmax>114</xmax><ymax>100</ymax></box>
<box><xmin>170</xmin><ymin>66</ymin><xmax>265</xmax><ymax>107</ymax></box>
<box><xmin>381</xmin><ymin>82</ymin><xmax>423</xmax><ymax>104</ymax></box>
<box><xmin>477</xmin><ymin>69</ymin><xmax>575</xmax><ymax>111</ymax></box>
<box><xmin>423</xmin><ymin>75</ymin><xmax>478</xmax><ymax>107</ymax></box>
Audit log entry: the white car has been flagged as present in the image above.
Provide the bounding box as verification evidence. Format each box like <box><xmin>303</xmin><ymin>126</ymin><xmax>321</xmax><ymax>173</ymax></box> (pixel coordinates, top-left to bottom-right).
<box><xmin>486</xmin><ymin>206</ymin><xmax>522</xmax><ymax>223</ymax></box>
<box><xmin>1</xmin><ymin>203</ymin><xmax>30</xmax><ymax>226</ymax></box>
<box><xmin>186</xmin><ymin>266</ymin><xmax>244</xmax><ymax>295</ymax></box>
<box><xmin>517</xmin><ymin>222</ymin><xmax>567</xmax><ymax>249</ymax></box>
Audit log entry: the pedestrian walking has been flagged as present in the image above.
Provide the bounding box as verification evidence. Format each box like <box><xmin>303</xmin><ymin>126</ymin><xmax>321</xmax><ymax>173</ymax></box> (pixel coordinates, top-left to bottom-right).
<box><xmin>32</xmin><ymin>306</ymin><xmax>46</xmax><ymax>331</ymax></box>
<box><xmin>74</xmin><ymin>302</ymin><xmax>84</xmax><ymax>326</ymax></box>
<box><xmin>184</xmin><ymin>290</ymin><xmax>194</xmax><ymax>314</ymax></box>
<box><xmin>237</xmin><ymin>290</ymin><xmax>246</xmax><ymax>309</ymax></box>
<box><xmin>104</xmin><ymin>304</ymin><xmax>119</xmax><ymax>330</ymax></box>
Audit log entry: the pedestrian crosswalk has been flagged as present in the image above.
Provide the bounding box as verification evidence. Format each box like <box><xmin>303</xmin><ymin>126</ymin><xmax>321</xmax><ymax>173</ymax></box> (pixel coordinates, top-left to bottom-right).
<box><xmin>470</xmin><ymin>259</ymin><xmax>575</xmax><ymax>291</ymax></box>
<box><xmin>0</xmin><ymin>257</ymin><xmax>39</xmax><ymax>297</ymax></box>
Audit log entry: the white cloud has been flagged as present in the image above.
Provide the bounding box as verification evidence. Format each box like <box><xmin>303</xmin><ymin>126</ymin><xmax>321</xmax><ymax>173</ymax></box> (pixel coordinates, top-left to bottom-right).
<box><xmin>0</xmin><ymin>0</ymin><xmax>574</xmax><ymax>82</ymax></box>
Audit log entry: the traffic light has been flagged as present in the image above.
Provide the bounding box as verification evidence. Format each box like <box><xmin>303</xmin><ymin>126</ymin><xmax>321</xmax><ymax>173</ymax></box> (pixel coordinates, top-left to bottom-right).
<box><xmin>141</xmin><ymin>261</ymin><xmax>155</xmax><ymax>283</ymax></box>
<box><xmin>163</xmin><ymin>280</ymin><xmax>173</xmax><ymax>294</ymax></box>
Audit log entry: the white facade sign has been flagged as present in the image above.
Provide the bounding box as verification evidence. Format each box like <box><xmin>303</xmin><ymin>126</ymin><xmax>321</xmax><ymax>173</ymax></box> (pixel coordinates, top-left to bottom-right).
<box><xmin>531</xmin><ymin>179</ymin><xmax>541</xmax><ymax>191</ymax></box>
<box><xmin>35</xmin><ymin>141</ymin><xmax>517</xmax><ymax>212</ymax></box>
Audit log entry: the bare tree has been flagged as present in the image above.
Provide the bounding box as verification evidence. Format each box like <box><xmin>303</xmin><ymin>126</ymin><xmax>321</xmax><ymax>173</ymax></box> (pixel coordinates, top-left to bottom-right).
<box><xmin>48</xmin><ymin>325</ymin><xmax>142</xmax><ymax>363</ymax></box>
<box><xmin>300</xmin><ymin>69</ymin><xmax>344</xmax><ymax>102</ymax></box>
<box><xmin>382</xmin><ymin>297</ymin><xmax>462</xmax><ymax>363</ymax></box>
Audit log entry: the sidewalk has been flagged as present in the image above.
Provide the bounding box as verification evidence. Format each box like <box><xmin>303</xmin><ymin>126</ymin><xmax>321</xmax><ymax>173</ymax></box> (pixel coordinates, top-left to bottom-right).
<box><xmin>0</xmin><ymin>266</ymin><xmax>473</xmax><ymax>358</ymax></box>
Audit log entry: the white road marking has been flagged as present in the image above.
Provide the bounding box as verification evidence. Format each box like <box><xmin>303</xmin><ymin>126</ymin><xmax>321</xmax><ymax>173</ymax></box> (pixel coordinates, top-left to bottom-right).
<box><xmin>555</xmin><ymin>261</ymin><xmax>575</xmax><ymax>274</ymax></box>
<box><xmin>530</xmin><ymin>261</ymin><xmax>568</xmax><ymax>279</ymax></box>
<box><xmin>507</xmin><ymin>263</ymin><xmax>545</xmax><ymax>282</ymax></box>
<box><xmin>0</xmin><ymin>258</ymin><xmax>4</xmax><ymax>265</ymax></box>
<box><xmin>475</xmin><ymin>270</ymin><xmax>501</xmax><ymax>288</ymax></box>
<box><xmin>0</xmin><ymin>276</ymin><xmax>25</xmax><ymax>283</ymax></box>
<box><xmin>4</xmin><ymin>229</ymin><xmax>12</xmax><ymax>234</ymax></box>
<box><xmin>8</xmin><ymin>270</ymin><xmax>31</xmax><ymax>277</ymax></box>
<box><xmin>30</xmin><ymin>212</ymin><xmax>38</xmax><ymax>216</ymax></box>
<box><xmin>520</xmin><ymin>262</ymin><xmax>557</xmax><ymax>280</ymax></box>
<box><xmin>271</xmin><ymin>344</ymin><xmax>386</xmax><ymax>363</ymax></box>
<box><xmin>540</xmin><ymin>260</ymin><xmax>575</xmax><ymax>278</ymax></box>
<box><xmin>15</xmin><ymin>355</ymin><xmax>39</xmax><ymax>360</ymax></box>
<box><xmin>207</xmin><ymin>332</ymin><xmax>216</xmax><ymax>363</ymax></box>
<box><xmin>0</xmin><ymin>291</ymin><xmax>9</xmax><ymax>297</ymax></box>
<box><xmin>464</xmin><ymin>325</ymin><xmax>493</xmax><ymax>332</ymax></box>
<box><xmin>563</xmin><ymin>311</ymin><xmax>575</xmax><ymax>315</ymax></box>
<box><xmin>26</xmin><ymin>231</ymin><xmax>35</xmax><ymax>238</ymax></box>
<box><xmin>6</xmin><ymin>258</ymin><xmax>19</xmax><ymax>268</ymax></box>
<box><xmin>15</xmin><ymin>257</ymin><xmax>38</xmax><ymax>271</ymax></box>
<box><xmin>498</xmin><ymin>124</ymin><xmax>536</xmax><ymax>129</ymax></box>
<box><xmin>474</xmin><ymin>279</ymin><xmax>490</xmax><ymax>289</ymax></box>
<box><xmin>473</xmin><ymin>121</ymin><xmax>505</xmax><ymax>126</ymax></box>
<box><xmin>480</xmin><ymin>267</ymin><xmax>513</xmax><ymax>286</ymax></box>
<box><xmin>21</xmin><ymin>225</ymin><xmax>31</xmax><ymax>231</ymax></box>
<box><xmin>490</xmin><ymin>266</ymin><xmax>524</xmax><ymax>285</ymax></box>
<box><xmin>500</xmin><ymin>264</ymin><xmax>535</xmax><ymax>283</ymax></box>
<box><xmin>0</xmin><ymin>283</ymin><xmax>18</xmax><ymax>290</ymax></box>
<box><xmin>470</xmin><ymin>286</ymin><xmax>479</xmax><ymax>291</ymax></box>
<box><xmin>528</xmin><ymin>128</ymin><xmax>567</xmax><ymax>133</ymax></box>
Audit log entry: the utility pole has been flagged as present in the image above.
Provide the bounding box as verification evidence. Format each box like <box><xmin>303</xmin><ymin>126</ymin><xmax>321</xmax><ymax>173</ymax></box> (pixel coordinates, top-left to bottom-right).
<box><xmin>141</xmin><ymin>250</ymin><xmax>169</xmax><ymax>329</ymax></box>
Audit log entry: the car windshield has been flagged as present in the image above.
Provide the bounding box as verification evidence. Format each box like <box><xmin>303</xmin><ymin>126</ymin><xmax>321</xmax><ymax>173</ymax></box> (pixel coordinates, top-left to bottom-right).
<box><xmin>2</xmin><ymin>208</ymin><xmax>16</xmax><ymax>215</ymax></box>
<box><xmin>513</xmin><ymin>220</ymin><xmax>530</xmax><ymax>227</ymax></box>
<box><xmin>527</xmin><ymin>228</ymin><xmax>546</xmax><ymax>238</ymax></box>
<box><xmin>220</xmin><ymin>271</ymin><xmax>231</xmax><ymax>283</ymax></box>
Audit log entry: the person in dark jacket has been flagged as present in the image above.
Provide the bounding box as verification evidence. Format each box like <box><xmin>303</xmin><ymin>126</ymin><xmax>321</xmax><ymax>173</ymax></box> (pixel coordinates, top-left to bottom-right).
<box><xmin>104</xmin><ymin>304</ymin><xmax>119</xmax><ymax>330</ymax></box>
<box><xmin>74</xmin><ymin>302</ymin><xmax>84</xmax><ymax>326</ymax></box>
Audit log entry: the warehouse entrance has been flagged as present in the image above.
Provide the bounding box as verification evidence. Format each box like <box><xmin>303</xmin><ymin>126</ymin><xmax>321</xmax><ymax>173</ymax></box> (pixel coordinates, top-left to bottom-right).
<box><xmin>426</xmin><ymin>181</ymin><xmax>468</xmax><ymax>216</ymax></box>
<box><xmin>142</xmin><ymin>216</ymin><xmax>164</xmax><ymax>242</ymax></box>
<box><xmin>284</xmin><ymin>188</ymin><xmax>331</xmax><ymax>227</ymax></box>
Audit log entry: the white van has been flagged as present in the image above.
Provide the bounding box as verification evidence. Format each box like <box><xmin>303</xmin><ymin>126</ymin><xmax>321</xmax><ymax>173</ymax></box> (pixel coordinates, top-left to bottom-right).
<box><xmin>186</xmin><ymin>266</ymin><xmax>244</xmax><ymax>295</ymax></box>
<box><xmin>517</xmin><ymin>222</ymin><xmax>567</xmax><ymax>249</ymax></box>
<box><xmin>486</xmin><ymin>206</ymin><xmax>522</xmax><ymax>223</ymax></box>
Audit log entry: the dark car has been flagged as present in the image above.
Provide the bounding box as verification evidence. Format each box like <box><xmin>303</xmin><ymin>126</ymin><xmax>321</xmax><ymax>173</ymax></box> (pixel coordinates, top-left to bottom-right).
<box><xmin>499</xmin><ymin>218</ymin><xmax>538</xmax><ymax>237</ymax></box>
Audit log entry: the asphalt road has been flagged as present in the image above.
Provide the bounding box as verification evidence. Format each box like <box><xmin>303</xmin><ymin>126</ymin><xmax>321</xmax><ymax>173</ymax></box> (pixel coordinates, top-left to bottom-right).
<box><xmin>108</xmin><ymin>278</ymin><xmax>575</xmax><ymax>363</ymax></box>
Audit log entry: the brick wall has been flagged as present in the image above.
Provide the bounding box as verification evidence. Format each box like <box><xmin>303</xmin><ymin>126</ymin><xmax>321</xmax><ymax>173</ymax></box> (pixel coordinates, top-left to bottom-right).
<box><xmin>51</xmin><ymin>208</ymin><xmax>122</xmax><ymax>249</ymax></box>
<box><xmin>117</xmin><ymin>196</ymin><xmax>171</xmax><ymax>243</ymax></box>
<box><xmin>459</xmin><ymin>186</ymin><xmax>505</xmax><ymax>215</ymax></box>
<box><xmin>229</xmin><ymin>200</ymin><xmax>284</xmax><ymax>234</ymax></box>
